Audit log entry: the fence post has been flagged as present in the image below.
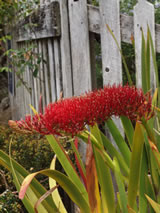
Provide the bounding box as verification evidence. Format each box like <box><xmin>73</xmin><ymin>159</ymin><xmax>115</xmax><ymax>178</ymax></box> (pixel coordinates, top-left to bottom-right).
<box><xmin>134</xmin><ymin>0</ymin><xmax>156</xmax><ymax>90</ymax></box>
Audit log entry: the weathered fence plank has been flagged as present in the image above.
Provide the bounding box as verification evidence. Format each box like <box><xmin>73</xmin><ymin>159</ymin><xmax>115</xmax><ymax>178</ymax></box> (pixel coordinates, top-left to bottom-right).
<box><xmin>38</xmin><ymin>40</ymin><xmax>46</xmax><ymax>111</ymax></box>
<box><xmin>55</xmin><ymin>0</ymin><xmax>73</xmax><ymax>98</ymax></box>
<box><xmin>17</xmin><ymin>2</ymin><xmax>61</xmax><ymax>42</ymax></box>
<box><xmin>134</xmin><ymin>0</ymin><xmax>156</xmax><ymax>90</ymax></box>
<box><xmin>54</xmin><ymin>39</ymin><xmax>62</xmax><ymax>100</ymax></box>
<box><xmin>48</xmin><ymin>38</ymin><xmax>56</xmax><ymax>102</ymax></box>
<box><xmin>68</xmin><ymin>0</ymin><xmax>91</xmax><ymax>95</ymax></box>
<box><xmin>99</xmin><ymin>0</ymin><xmax>122</xmax><ymax>85</ymax></box>
<box><xmin>42</xmin><ymin>40</ymin><xmax>51</xmax><ymax>105</ymax></box>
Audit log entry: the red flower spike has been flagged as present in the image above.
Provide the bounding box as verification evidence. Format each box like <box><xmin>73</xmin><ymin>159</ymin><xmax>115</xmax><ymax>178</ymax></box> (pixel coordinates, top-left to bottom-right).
<box><xmin>9</xmin><ymin>85</ymin><xmax>153</xmax><ymax>136</ymax></box>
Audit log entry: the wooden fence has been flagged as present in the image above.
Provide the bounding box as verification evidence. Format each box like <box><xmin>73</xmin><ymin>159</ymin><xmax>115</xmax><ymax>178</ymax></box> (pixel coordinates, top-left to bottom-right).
<box><xmin>9</xmin><ymin>0</ymin><xmax>160</xmax><ymax>120</ymax></box>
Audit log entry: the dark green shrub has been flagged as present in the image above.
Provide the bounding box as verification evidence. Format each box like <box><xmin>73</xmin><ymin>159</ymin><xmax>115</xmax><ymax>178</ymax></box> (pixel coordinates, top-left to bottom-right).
<box><xmin>0</xmin><ymin>124</ymin><xmax>55</xmax><ymax>212</ymax></box>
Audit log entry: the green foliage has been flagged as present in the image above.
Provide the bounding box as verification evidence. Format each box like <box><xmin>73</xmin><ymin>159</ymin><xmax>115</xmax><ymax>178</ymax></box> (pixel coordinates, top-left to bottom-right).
<box><xmin>90</xmin><ymin>0</ymin><xmax>99</xmax><ymax>6</ymax></box>
<box><xmin>5</xmin><ymin>44</ymin><xmax>43</xmax><ymax>91</ymax></box>
<box><xmin>0</xmin><ymin>125</ymin><xmax>54</xmax><ymax>173</ymax></box>
<box><xmin>121</xmin><ymin>42</ymin><xmax>136</xmax><ymax>85</ymax></box>
<box><xmin>0</xmin><ymin>190</ymin><xmax>26</xmax><ymax>213</ymax></box>
<box><xmin>0</xmin><ymin>0</ymin><xmax>42</xmax><ymax>91</ymax></box>
<box><xmin>0</xmin><ymin>125</ymin><xmax>54</xmax><ymax>212</ymax></box>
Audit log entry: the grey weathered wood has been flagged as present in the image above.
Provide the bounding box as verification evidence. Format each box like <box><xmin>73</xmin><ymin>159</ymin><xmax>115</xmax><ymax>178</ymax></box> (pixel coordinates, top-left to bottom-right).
<box><xmin>48</xmin><ymin>38</ymin><xmax>56</xmax><ymax>102</ymax></box>
<box><xmin>88</xmin><ymin>5</ymin><xmax>100</xmax><ymax>34</ymax></box>
<box><xmin>53</xmin><ymin>39</ymin><xmax>62</xmax><ymax>100</ymax></box>
<box><xmin>88</xmin><ymin>4</ymin><xmax>160</xmax><ymax>53</ymax></box>
<box><xmin>38</xmin><ymin>40</ymin><xmax>45</xmax><ymax>111</ymax></box>
<box><xmin>32</xmin><ymin>41</ymin><xmax>39</xmax><ymax>111</ymax></box>
<box><xmin>42</xmin><ymin>40</ymin><xmax>50</xmax><ymax>105</ymax></box>
<box><xmin>35</xmin><ymin>40</ymin><xmax>41</xmax><ymax>111</ymax></box>
<box><xmin>68</xmin><ymin>0</ymin><xmax>91</xmax><ymax>95</ymax></box>
<box><xmin>88</xmin><ymin>5</ymin><xmax>134</xmax><ymax>44</ymax></box>
<box><xmin>17</xmin><ymin>2</ymin><xmax>61</xmax><ymax>42</ymax></box>
<box><xmin>99</xmin><ymin>0</ymin><xmax>122</xmax><ymax>85</ymax></box>
<box><xmin>134</xmin><ymin>0</ymin><xmax>156</xmax><ymax>90</ymax></box>
<box><xmin>55</xmin><ymin>0</ymin><xmax>73</xmax><ymax>98</ymax></box>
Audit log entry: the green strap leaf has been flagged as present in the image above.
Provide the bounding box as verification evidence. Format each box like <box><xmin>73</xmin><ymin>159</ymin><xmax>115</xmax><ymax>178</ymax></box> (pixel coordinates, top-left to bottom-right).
<box><xmin>19</xmin><ymin>169</ymin><xmax>90</xmax><ymax>213</ymax></box>
<box><xmin>145</xmin><ymin>195</ymin><xmax>160</xmax><ymax>213</ymax></box>
<box><xmin>105</xmin><ymin>119</ymin><xmax>131</xmax><ymax>167</ymax></box>
<box><xmin>49</xmin><ymin>156</ymin><xmax>67</xmax><ymax>213</ymax></box>
<box><xmin>128</xmin><ymin>122</ymin><xmax>144</xmax><ymax>209</ymax></box>
<box><xmin>100</xmin><ymin>130</ymin><xmax>129</xmax><ymax>177</ymax></box>
<box><xmin>120</xmin><ymin>116</ymin><xmax>134</xmax><ymax>149</ymax></box>
<box><xmin>46</xmin><ymin>135</ymin><xmax>88</xmax><ymax>202</ymax></box>
<box><xmin>0</xmin><ymin>150</ymin><xmax>58</xmax><ymax>212</ymax></box>
<box><xmin>90</xmin><ymin>124</ymin><xmax>115</xmax><ymax>213</ymax></box>
<box><xmin>113</xmin><ymin>157</ymin><xmax>128</xmax><ymax>213</ymax></box>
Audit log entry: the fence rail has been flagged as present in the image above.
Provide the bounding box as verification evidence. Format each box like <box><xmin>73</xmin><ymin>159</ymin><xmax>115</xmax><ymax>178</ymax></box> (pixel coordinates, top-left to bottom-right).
<box><xmin>9</xmin><ymin>0</ymin><xmax>159</xmax><ymax>120</ymax></box>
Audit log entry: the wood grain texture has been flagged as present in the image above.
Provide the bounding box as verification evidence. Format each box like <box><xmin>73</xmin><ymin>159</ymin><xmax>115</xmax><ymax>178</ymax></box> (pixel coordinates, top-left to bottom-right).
<box><xmin>17</xmin><ymin>2</ymin><xmax>61</xmax><ymax>42</ymax></box>
<box><xmin>42</xmin><ymin>39</ymin><xmax>51</xmax><ymax>106</ymax></box>
<box><xmin>68</xmin><ymin>0</ymin><xmax>91</xmax><ymax>96</ymax></box>
<box><xmin>57</xmin><ymin>0</ymin><xmax>73</xmax><ymax>98</ymax></box>
<box><xmin>54</xmin><ymin>39</ymin><xmax>62</xmax><ymax>100</ymax></box>
<box><xmin>48</xmin><ymin>38</ymin><xmax>56</xmax><ymax>102</ymax></box>
<box><xmin>99</xmin><ymin>0</ymin><xmax>122</xmax><ymax>85</ymax></box>
<box><xmin>88</xmin><ymin>4</ymin><xmax>160</xmax><ymax>53</ymax></box>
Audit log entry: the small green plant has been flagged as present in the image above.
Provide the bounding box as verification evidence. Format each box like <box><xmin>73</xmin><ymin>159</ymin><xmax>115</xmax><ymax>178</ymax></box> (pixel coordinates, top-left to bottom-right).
<box><xmin>0</xmin><ymin>0</ymin><xmax>42</xmax><ymax>92</ymax></box>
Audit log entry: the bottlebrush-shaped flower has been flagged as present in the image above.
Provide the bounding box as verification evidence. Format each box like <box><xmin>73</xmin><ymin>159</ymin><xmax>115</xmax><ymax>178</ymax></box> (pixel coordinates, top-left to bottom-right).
<box><xmin>9</xmin><ymin>85</ymin><xmax>153</xmax><ymax>136</ymax></box>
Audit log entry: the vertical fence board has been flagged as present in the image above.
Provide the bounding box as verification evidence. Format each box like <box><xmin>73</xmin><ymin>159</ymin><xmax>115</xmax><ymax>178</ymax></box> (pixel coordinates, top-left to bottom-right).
<box><xmin>35</xmin><ymin>40</ymin><xmax>41</xmax><ymax>111</ymax></box>
<box><xmin>42</xmin><ymin>40</ymin><xmax>50</xmax><ymax>106</ymax></box>
<box><xmin>48</xmin><ymin>38</ymin><xmax>56</xmax><ymax>102</ymax></box>
<box><xmin>99</xmin><ymin>0</ymin><xmax>122</xmax><ymax>85</ymax></box>
<box><xmin>38</xmin><ymin>40</ymin><xmax>45</xmax><ymax>111</ymax></box>
<box><xmin>54</xmin><ymin>39</ymin><xmax>62</xmax><ymax>100</ymax></box>
<box><xmin>134</xmin><ymin>0</ymin><xmax>156</xmax><ymax>90</ymax></box>
<box><xmin>68</xmin><ymin>0</ymin><xmax>91</xmax><ymax>96</ymax></box>
<box><xmin>55</xmin><ymin>0</ymin><xmax>73</xmax><ymax>98</ymax></box>
<box><xmin>19</xmin><ymin>42</ymin><xmax>26</xmax><ymax>118</ymax></box>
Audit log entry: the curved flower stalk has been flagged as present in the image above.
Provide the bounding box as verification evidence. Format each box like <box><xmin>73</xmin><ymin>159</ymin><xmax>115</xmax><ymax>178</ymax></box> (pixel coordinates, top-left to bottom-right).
<box><xmin>9</xmin><ymin>85</ymin><xmax>153</xmax><ymax>136</ymax></box>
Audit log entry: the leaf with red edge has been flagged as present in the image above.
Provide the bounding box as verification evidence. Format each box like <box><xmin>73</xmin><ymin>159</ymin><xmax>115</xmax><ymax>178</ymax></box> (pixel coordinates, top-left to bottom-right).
<box><xmin>85</xmin><ymin>137</ymin><xmax>101</xmax><ymax>213</ymax></box>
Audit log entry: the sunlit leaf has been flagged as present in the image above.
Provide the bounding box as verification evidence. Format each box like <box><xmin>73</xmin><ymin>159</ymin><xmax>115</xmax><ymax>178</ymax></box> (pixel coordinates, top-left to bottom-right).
<box><xmin>46</xmin><ymin>135</ymin><xmax>88</xmax><ymax>202</ymax></box>
<box><xmin>128</xmin><ymin>122</ymin><xmax>144</xmax><ymax>209</ymax></box>
<box><xmin>90</xmin><ymin>124</ymin><xmax>115</xmax><ymax>213</ymax></box>
<box><xmin>49</xmin><ymin>156</ymin><xmax>67</xmax><ymax>213</ymax></box>
<box><xmin>145</xmin><ymin>194</ymin><xmax>160</xmax><ymax>213</ymax></box>
<box><xmin>113</xmin><ymin>157</ymin><xmax>128</xmax><ymax>213</ymax></box>
<box><xmin>19</xmin><ymin>169</ymin><xmax>90</xmax><ymax>213</ymax></box>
